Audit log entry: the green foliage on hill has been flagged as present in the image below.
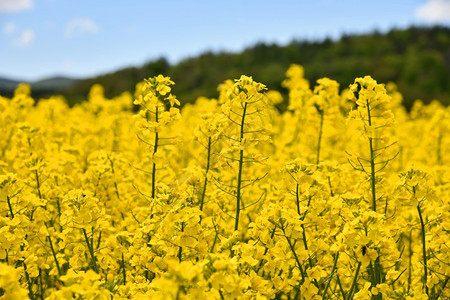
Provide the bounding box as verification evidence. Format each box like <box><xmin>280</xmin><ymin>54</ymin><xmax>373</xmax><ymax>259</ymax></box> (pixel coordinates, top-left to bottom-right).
<box><xmin>4</xmin><ymin>26</ymin><xmax>450</xmax><ymax>108</ymax></box>
<box><xmin>164</xmin><ymin>26</ymin><xmax>450</xmax><ymax>109</ymax></box>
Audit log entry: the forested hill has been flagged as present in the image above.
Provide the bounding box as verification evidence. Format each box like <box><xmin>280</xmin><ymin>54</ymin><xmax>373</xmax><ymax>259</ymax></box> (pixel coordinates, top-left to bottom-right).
<box><xmin>4</xmin><ymin>26</ymin><xmax>450</xmax><ymax>108</ymax></box>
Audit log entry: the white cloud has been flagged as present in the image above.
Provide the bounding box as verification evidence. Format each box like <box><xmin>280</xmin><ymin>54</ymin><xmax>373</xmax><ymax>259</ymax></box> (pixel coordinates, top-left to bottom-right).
<box><xmin>65</xmin><ymin>18</ymin><xmax>99</xmax><ymax>39</ymax></box>
<box><xmin>14</xmin><ymin>29</ymin><xmax>34</xmax><ymax>46</ymax></box>
<box><xmin>416</xmin><ymin>0</ymin><xmax>450</xmax><ymax>22</ymax></box>
<box><xmin>2</xmin><ymin>21</ymin><xmax>16</xmax><ymax>34</ymax></box>
<box><xmin>0</xmin><ymin>0</ymin><xmax>33</xmax><ymax>13</ymax></box>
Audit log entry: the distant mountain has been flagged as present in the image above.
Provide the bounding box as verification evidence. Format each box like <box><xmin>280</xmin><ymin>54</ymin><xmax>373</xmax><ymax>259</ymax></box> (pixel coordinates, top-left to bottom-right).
<box><xmin>0</xmin><ymin>77</ymin><xmax>22</xmax><ymax>91</ymax></box>
<box><xmin>32</xmin><ymin>76</ymin><xmax>79</xmax><ymax>91</ymax></box>
<box><xmin>0</xmin><ymin>76</ymin><xmax>79</xmax><ymax>98</ymax></box>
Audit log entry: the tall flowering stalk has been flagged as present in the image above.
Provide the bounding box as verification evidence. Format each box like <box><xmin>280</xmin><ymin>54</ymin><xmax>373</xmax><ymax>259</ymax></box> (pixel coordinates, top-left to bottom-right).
<box><xmin>219</xmin><ymin>75</ymin><xmax>269</xmax><ymax>231</ymax></box>
<box><xmin>285</xmin><ymin>160</ymin><xmax>317</xmax><ymax>271</ymax></box>
<box><xmin>347</xmin><ymin>76</ymin><xmax>398</xmax><ymax>297</ymax></box>
<box><xmin>347</xmin><ymin>76</ymin><xmax>397</xmax><ymax>213</ymax></box>
<box><xmin>193</xmin><ymin>113</ymin><xmax>227</xmax><ymax>212</ymax></box>
<box><xmin>310</xmin><ymin>78</ymin><xmax>340</xmax><ymax>165</ymax></box>
<box><xmin>397</xmin><ymin>169</ymin><xmax>436</xmax><ymax>297</ymax></box>
<box><xmin>134</xmin><ymin>75</ymin><xmax>181</xmax><ymax>199</ymax></box>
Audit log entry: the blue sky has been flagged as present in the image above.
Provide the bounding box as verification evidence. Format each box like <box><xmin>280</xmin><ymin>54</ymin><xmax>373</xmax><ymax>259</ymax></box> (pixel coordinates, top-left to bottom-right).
<box><xmin>0</xmin><ymin>0</ymin><xmax>449</xmax><ymax>81</ymax></box>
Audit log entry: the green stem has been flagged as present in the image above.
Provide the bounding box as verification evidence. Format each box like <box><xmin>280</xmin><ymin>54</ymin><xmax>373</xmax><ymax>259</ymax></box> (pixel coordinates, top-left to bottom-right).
<box><xmin>282</xmin><ymin>227</ymin><xmax>306</xmax><ymax>283</ymax></box>
<box><xmin>347</xmin><ymin>262</ymin><xmax>362</xmax><ymax>300</ymax></box>
<box><xmin>113</xmin><ymin>180</ymin><xmax>121</xmax><ymax>201</ymax></box>
<box><xmin>6</xmin><ymin>195</ymin><xmax>14</xmax><ymax>219</ymax></box>
<box><xmin>373</xmin><ymin>257</ymin><xmax>383</xmax><ymax>299</ymax></box>
<box><xmin>301</xmin><ymin>225</ymin><xmax>315</xmax><ymax>268</ymax></box>
<box><xmin>35</xmin><ymin>170</ymin><xmax>42</xmax><ymax>200</ymax></box>
<box><xmin>369</xmin><ymin>136</ymin><xmax>377</xmax><ymax>212</ymax></box>
<box><xmin>337</xmin><ymin>274</ymin><xmax>346</xmax><ymax>300</ymax></box>
<box><xmin>178</xmin><ymin>222</ymin><xmax>185</xmax><ymax>262</ymax></box>
<box><xmin>256</xmin><ymin>226</ymin><xmax>277</xmax><ymax>273</ymax></box>
<box><xmin>23</xmin><ymin>262</ymin><xmax>35</xmax><ymax>300</ymax></box>
<box><xmin>322</xmin><ymin>252</ymin><xmax>339</xmax><ymax>298</ymax></box>
<box><xmin>366</xmin><ymin>100</ymin><xmax>384</xmax><ymax>289</ymax></box>
<box><xmin>56</xmin><ymin>198</ymin><xmax>61</xmax><ymax>220</ymax></box>
<box><xmin>296</xmin><ymin>190</ymin><xmax>314</xmax><ymax>271</ymax></box>
<box><xmin>200</xmin><ymin>137</ymin><xmax>211</xmax><ymax>212</ymax></box>
<box><xmin>301</xmin><ymin>196</ymin><xmax>312</xmax><ymax>222</ymax></box>
<box><xmin>434</xmin><ymin>276</ymin><xmax>449</xmax><ymax>300</ymax></box>
<box><xmin>97</xmin><ymin>231</ymin><xmax>102</xmax><ymax>249</ymax></box>
<box><xmin>39</xmin><ymin>268</ymin><xmax>44</xmax><ymax>300</ymax></box>
<box><xmin>121</xmin><ymin>253</ymin><xmax>126</xmax><ymax>285</ymax></box>
<box><xmin>235</xmin><ymin>102</ymin><xmax>247</xmax><ymax>231</ymax></box>
<box><xmin>47</xmin><ymin>235</ymin><xmax>62</xmax><ymax>276</ymax></box>
<box><xmin>151</xmin><ymin>106</ymin><xmax>159</xmax><ymax>199</ymax></box>
<box><xmin>82</xmin><ymin>228</ymin><xmax>99</xmax><ymax>273</ymax></box>
<box><xmin>368</xmin><ymin>262</ymin><xmax>378</xmax><ymax>289</ymax></box>
<box><xmin>417</xmin><ymin>204</ymin><xmax>429</xmax><ymax>296</ymax></box>
<box><xmin>108</xmin><ymin>157</ymin><xmax>121</xmax><ymax>201</ymax></box>
<box><xmin>210</xmin><ymin>231</ymin><xmax>218</xmax><ymax>253</ymax></box>
<box><xmin>316</xmin><ymin>109</ymin><xmax>324</xmax><ymax>165</ymax></box>
<box><xmin>408</xmin><ymin>230</ymin><xmax>412</xmax><ymax>293</ymax></box>
<box><xmin>175</xmin><ymin>286</ymin><xmax>182</xmax><ymax>300</ymax></box>
<box><xmin>366</xmin><ymin>99</ymin><xmax>376</xmax><ymax>213</ymax></box>
<box><xmin>328</xmin><ymin>176</ymin><xmax>334</xmax><ymax>197</ymax></box>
